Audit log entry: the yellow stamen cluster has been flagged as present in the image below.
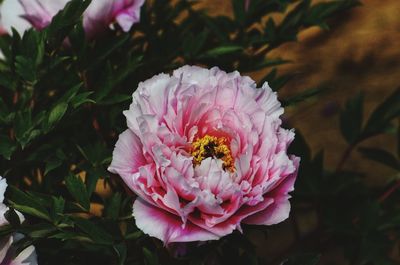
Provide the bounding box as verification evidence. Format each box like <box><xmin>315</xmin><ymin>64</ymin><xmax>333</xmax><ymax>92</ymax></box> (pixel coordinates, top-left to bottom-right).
<box><xmin>191</xmin><ymin>135</ymin><xmax>235</xmax><ymax>172</ymax></box>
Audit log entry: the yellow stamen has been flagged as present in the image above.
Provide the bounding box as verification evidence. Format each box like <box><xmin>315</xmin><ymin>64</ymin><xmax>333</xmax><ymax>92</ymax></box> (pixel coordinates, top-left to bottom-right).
<box><xmin>191</xmin><ymin>135</ymin><xmax>235</xmax><ymax>172</ymax></box>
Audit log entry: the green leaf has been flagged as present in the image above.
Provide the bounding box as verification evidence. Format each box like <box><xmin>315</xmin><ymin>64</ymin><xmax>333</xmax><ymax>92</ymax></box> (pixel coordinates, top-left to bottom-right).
<box><xmin>363</xmin><ymin>88</ymin><xmax>400</xmax><ymax>138</ymax></box>
<box><xmin>45</xmin><ymin>0</ymin><xmax>91</xmax><ymax>45</ymax></box>
<box><xmin>200</xmin><ymin>45</ymin><xmax>243</xmax><ymax>58</ymax></box>
<box><xmin>85</xmin><ymin>169</ymin><xmax>101</xmax><ymax>197</ymax></box>
<box><xmin>48</xmin><ymin>103</ymin><xmax>68</xmax><ymax>128</ymax></box>
<box><xmin>77</xmin><ymin>143</ymin><xmax>110</xmax><ymax>166</ymax></box>
<box><xmin>143</xmin><ymin>247</ymin><xmax>159</xmax><ymax>265</ymax></box>
<box><xmin>13</xmin><ymin>29</ymin><xmax>44</xmax><ymax>82</ymax></box>
<box><xmin>114</xmin><ymin>243</ymin><xmax>127</xmax><ymax>265</ymax></box>
<box><xmin>283</xmin><ymin>86</ymin><xmax>327</xmax><ymax>106</ymax></box>
<box><xmin>358</xmin><ymin>147</ymin><xmax>400</xmax><ymax>171</ymax></box>
<box><xmin>340</xmin><ymin>92</ymin><xmax>364</xmax><ymax>144</ymax></box>
<box><xmin>104</xmin><ymin>193</ymin><xmax>121</xmax><ymax>220</ymax></box>
<box><xmin>278</xmin><ymin>0</ymin><xmax>310</xmax><ymax>40</ymax></box>
<box><xmin>94</xmin><ymin>56</ymin><xmax>142</xmax><ymax>102</ymax></box>
<box><xmin>70</xmin><ymin>91</ymin><xmax>95</xmax><ymax>109</ymax></box>
<box><xmin>259</xmin><ymin>68</ymin><xmax>293</xmax><ymax>91</ymax></box>
<box><xmin>21</xmin><ymin>223</ymin><xmax>58</xmax><ymax>238</ymax></box>
<box><xmin>305</xmin><ymin>0</ymin><xmax>361</xmax><ymax>28</ymax></box>
<box><xmin>182</xmin><ymin>30</ymin><xmax>209</xmax><ymax>59</ymax></box>
<box><xmin>4</xmin><ymin>208</ymin><xmax>21</xmax><ymax>227</ymax></box>
<box><xmin>65</xmin><ymin>174</ymin><xmax>90</xmax><ymax>211</ymax></box>
<box><xmin>87</xmin><ymin>34</ymin><xmax>130</xmax><ymax>68</ymax></box>
<box><xmin>56</xmin><ymin>84</ymin><xmax>82</xmax><ymax>105</ymax></box>
<box><xmin>98</xmin><ymin>94</ymin><xmax>131</xmax><ymax>105</ymax></box>
<box><xmin>50</xmin><ymin>196</ymin><xmax>65</xmax><ymax>222</ymax></box>
<box><xmin>21</xmin><ymin>29</ymin><xmax>44</xmax><ymax>66</ymax></box>
<box><xmin>0</xmin><ymin>135</ymin><xmax>16</xmax><ymax>160</ymax></box>
<box><xmin>125</xmin><ymin>231</ymin><xmax>142</xmax><ymax>240</ymax></box>
<box><xmin>0</xmin><ymin>224</ymin><xmax>14</xmax><ymax>238</ymax></box>
<box><xmin>73</xmin><ymin>217</ymin><xmax>114</xmax><ymax>245</ymax></box>
<box><xmin>15</xmin><ymin>56</ymin><xmax>36</xmax><ymax>82</ymax></box>
<box><xmin>10</xmin><ymin>201</ymin><xmax>50</xmax><ymax>221</ymax></box>
<box><xmin>7</xmin><ymin>186</ymin><xmax>51</xmax><ymax>221</ymax></box>
<box><xmin>245</xmin><ymin>0</ymin><xmax>292</xmax><ymax>27</ymax></box>
<box><xmin>44</xmin><ymin>157</ymin><xmax>63</xmax><ymax>175</ymax></box>
<box><xmin>232</xmin><ymin>0</ymin><xmax>246</xmax><ymax>25</ymax></box>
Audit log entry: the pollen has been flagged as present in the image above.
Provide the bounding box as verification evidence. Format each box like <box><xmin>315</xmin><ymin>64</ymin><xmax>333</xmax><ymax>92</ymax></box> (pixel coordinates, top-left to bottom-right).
<box><xmin>191</xmin><ymin>135</ymin><xmax>235</xmax><ymax>172</ymax></box>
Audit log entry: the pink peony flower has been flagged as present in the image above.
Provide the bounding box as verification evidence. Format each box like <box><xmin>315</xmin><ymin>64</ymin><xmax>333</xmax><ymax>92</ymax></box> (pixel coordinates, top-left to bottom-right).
<box><xmin>109</xmin><ymin>66</ymin><xmax>300</xmax><ymax>243</ymax></box>
<box><xmin>0</xmin><ymin>0</ymin><xmax>145</xmax><ymax>38</ymax></box>
<box><xmin>0</xmin><ymin>178</ymin><xmax>37</xmax><ymax>265</ymax></box>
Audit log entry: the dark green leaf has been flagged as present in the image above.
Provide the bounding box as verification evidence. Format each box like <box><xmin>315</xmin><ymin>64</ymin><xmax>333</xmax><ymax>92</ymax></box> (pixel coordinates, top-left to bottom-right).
<box><xmin>0</xmin><ymin>135</ymin><xmax>16</xmax><ymax>160</ymax></box>
<box><xmin>200</xmin><ymin>45</ymin><xmax>243</xmax><ymax>58</ymax></box>
<box><xmin>143</xmin><ymin>247</ymin><xmax>159</xmax><ymax>265</ymax></box>
<box><xmin>283</xmin><ymin>86</ymin><xmax>327</xmax><ymax>106</ymax></box>
<box><xmin>363</xmin><ymin>88</ymin><xmax>400</xmax><ymax>138</ymax></box>
<box><xmin>104</xmin><ymin>193</ymin><xmax>121</xmax><ymax>220</ymax></box>
<box><xmin>7</xmin><ymin>186</ymin><xmax>51</xmax><ymax>221</ymax></box>
<box><xmin>73</xmin><ymin>217</ymin><xmax>114</xmax><ymax>245</ymax></box>
<box><xmin>48</xmin><ymin>103</ymin><xmax>68</xmax><ymax>127</ymax></box>
<box><xmin>114</xmin><ymin>243</ymin><xmax>127</xmax><ymax>265</ymax></box>
<box><xmin>45</xmin><ymin>0</ymin><xmax>91</xmax><ymax>45</ymax></box>
<box><xmin>358</xmin><ymin>147</ymin><xmax>400</xmax><ymax>171</ymax></box>
<box><xmin>50</xmin><ymin>196</ymin><xmax>65</xmax><ymax>222</ymax></box>
<box><xmin>65</xmin><ymin>174</ymin><xmax>90</xmax><ymax>211</ymax></box>
<box><xmin>70</xmin><ymin>92</ymin><xmax>95</xmax><ymax>109</ymax></box>
<box><xmin>4</xmin><ymin>208</ymin><xmax>21</xmax><ymax>227</ymax></box>
<box><xmin>44</xmin><ymin>157</ymin><xmax>63</xmax><ymax>175</ymax></box>
<box><xmin>340</xmin><ymin>92</ymin><xmax>364</xmax><ymax>143</ymax></box>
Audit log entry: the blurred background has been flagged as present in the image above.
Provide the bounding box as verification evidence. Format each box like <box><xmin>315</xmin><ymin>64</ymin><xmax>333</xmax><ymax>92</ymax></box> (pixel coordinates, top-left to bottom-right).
<box><xmin>202</xmin><ymin>0</ymin><xmax>399</xmax><ymax>184</ymax></box>
<box><xmin>200</xmin><ymin>0</ymin><xmax>400</xmax><ymax>263</ymax></box>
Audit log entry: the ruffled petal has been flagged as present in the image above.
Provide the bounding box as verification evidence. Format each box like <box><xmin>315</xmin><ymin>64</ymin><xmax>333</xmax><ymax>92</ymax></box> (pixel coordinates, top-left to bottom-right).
<box><xmin>0</xmin><ymin>0</ymin><xmax>31</xmax><ymax>35</ymax></box>
<box><xmin>108</xmin><ymin>129</ymin><xmax>147</xmax><ymax>187</ymax></box>
<box><xmin>114</xmin><ymin>0</ymin><xmax>145</xmax><ymax>31</ymax></box>
<box><xmin>0</xmin><ymin>177</ymin><xmax>6</xmax><ymax>203</ymax></box>
<box><xmin>243</xmin><ymin>157</ymin><xmax>299</xmax><ymax>225</ymax></box>
<box><xmin>0</xmin><ymin>236</ymin><xmax>12</xmax><ymax>263</ymax></box>
<box><xmin>133</xmin><ymin>198</ymin><xmax>219</xmax><ymax>243</ymax></box>
<box><xmin>9</xmin><ymin>245</ymin><xmax>38</xmax><ymax>265</ymax></box>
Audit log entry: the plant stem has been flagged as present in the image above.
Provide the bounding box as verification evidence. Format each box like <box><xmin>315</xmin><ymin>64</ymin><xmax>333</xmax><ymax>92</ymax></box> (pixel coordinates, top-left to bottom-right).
<box><xmin>378</xmin><ymin>179</ymin><xmax>400</xmax><ymax>203</ymax></box>
<box><xmin>335</xmin><ymin>143</ymin><xmax>356</xmax><ymax>174</ymax></box>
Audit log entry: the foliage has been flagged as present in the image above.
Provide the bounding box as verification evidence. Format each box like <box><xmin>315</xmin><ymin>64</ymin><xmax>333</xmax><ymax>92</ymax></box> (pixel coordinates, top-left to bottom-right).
<box><xmin>1</xmin><ymin>0</ymin><xmax>399</xmax><ymax>265</ymax></box>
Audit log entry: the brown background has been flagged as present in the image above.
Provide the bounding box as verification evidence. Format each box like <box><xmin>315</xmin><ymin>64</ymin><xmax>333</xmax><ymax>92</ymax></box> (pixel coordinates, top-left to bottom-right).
<box><xmin>197</xmin><ymin>0</ymin><xmax>400</xmax><ymax>263</ymax></box>
<box><xmin>199</xmin><ymin>0</ymin><xmax>400</xmax><ymax>185</ymax></box>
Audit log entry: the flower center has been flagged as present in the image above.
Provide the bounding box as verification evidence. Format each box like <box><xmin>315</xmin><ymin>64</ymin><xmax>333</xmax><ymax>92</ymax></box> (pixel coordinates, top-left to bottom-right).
<box><xmin>191</xmin><ymin>135</ymin><xmax>235</xmax><ymax>172</ymax></box>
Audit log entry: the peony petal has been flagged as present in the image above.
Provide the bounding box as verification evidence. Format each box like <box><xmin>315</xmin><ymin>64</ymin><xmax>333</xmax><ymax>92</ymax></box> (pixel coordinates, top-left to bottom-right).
<box><xmin>108</xmin><ymin>129</ymin><xmax>147</xmax><ymax>187</ymax></box>
<box><xmin>18</xmin><ymin>0</ymin><xmax>66</xmax><ymax>30</ymax></box>
<box><xmin>9</xmin><ymin>244</ymin><xmax>38</xmax><ymax>265</ymax></box>
<box><xmin>243</xmin><ymin>196</ymin><xmax>290</xmax><ymax>225</ymax></box>
<box><xmin>0</xmin><ymin>177</ymin><xmax>6</xmax><ymax>203</ymax></box>
<box><xmin>0</xmin><ymin>204</ymin><xmax>9</xmax><ymax>226</ymax></box>
<box><xmin>188</xmin><ymin>196</ymin><xmax>274</xmax><ymax>236</ymax></box>
<box><xmin>0</xmin><ymin>0</ymin><xmax>31</xmax><ymax>35</ymax></box>
<box><xmin>0</xmin><ymin>236</ymin><xmax>12</xmax><ymax>263</ymax></box>
<box><xmin>114</xmin><ymin>0</ymin><xmax>145</xmax><ymax>31</ymax></box>
<box><xmin>133</xmin><ymin>198</ymin><xmax>219</xmax><ymax>243</ymax></box>
<box><xmin>1</xmin><ymin>0</ymin><xmax>144</xmax><ymax>38</ymax></box>
<box><xmin>243</xmin><ymin>158</ymin><xmax>299</xmax><ymax>225</ymax></box>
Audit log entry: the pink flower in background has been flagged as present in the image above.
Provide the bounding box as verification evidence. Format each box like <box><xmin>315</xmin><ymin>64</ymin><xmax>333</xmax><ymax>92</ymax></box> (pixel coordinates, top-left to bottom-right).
<box><xmin>245</xmin><ymin>0</ymin><xmax>251</xmax><ymax>11</ymax></box>
<box><xmin>0</xmin><ymin>178</ymin><xmax>37</xmax><ymax>265</ymax></box>
<box><xmin>0</xmin><ymin>0</ymin><xmax>145</xmax><ymax>38</ymax></box>
<box><xmin>109</xmin><ymin>66</ymin><xmax>299</xmax><ymax>243</ymax></box>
